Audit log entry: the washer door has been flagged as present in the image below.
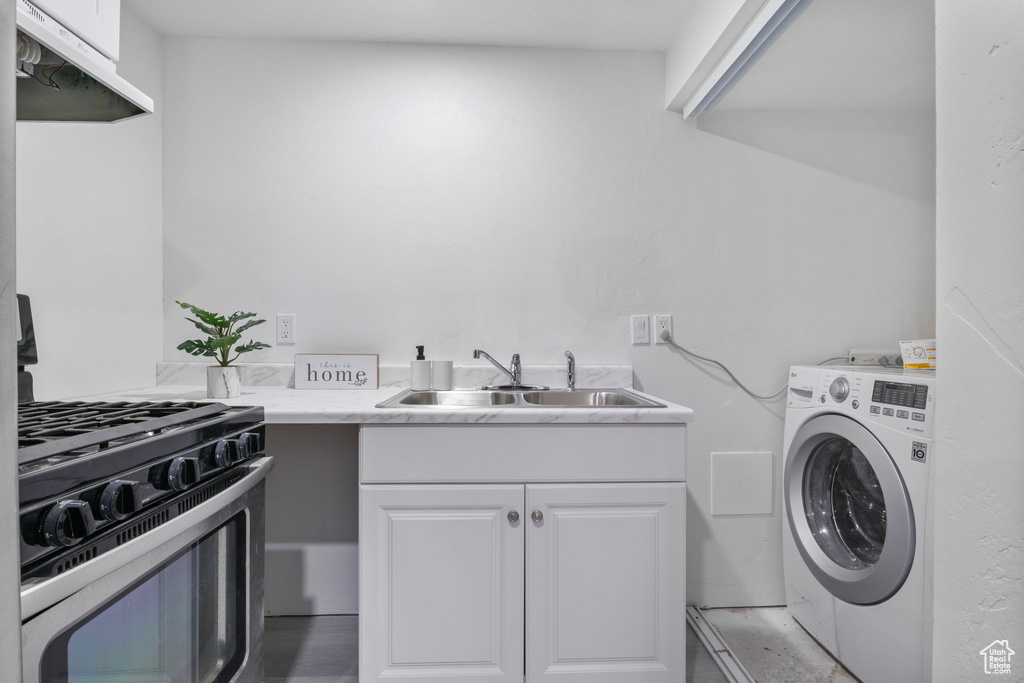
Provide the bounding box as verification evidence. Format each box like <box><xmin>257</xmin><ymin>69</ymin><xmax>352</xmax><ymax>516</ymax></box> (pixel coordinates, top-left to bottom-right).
<box><xmin>784</xmin><ymin>414</ymin><xmax>915</xmax><ymax>605</ymax></box>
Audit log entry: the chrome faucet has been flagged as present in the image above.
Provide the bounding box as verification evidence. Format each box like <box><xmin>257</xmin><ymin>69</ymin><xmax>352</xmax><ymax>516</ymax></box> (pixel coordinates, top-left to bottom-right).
<box><xmin>565</xmin><ymin>350</ymin><xmax>575</xmax><ymax>391</ymax></box>
<box><xmin>473</xmin><ymin>349</ymin><xmax>548</xmax><ymax>390</ymax></box>
<box><xmin>473</xmin><ymin>349</ymin><xmax>518</xmax><ymax>384</ymax></box>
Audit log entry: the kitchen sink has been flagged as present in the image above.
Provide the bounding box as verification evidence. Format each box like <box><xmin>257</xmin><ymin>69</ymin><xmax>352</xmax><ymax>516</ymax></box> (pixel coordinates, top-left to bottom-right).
<box><xmin>385</xmin><ymin>390</ymin><xmax>518</xmax><ymax>407</ymax></box>
<box><xmin>376</xmin><ymin>388</ymin><xmax>666</xmax><ymax>409</ymax></box>
<box><xmin>519</xmin><ymin>390</ymin><xmax>664</xmax><ymax>407</ymax></box>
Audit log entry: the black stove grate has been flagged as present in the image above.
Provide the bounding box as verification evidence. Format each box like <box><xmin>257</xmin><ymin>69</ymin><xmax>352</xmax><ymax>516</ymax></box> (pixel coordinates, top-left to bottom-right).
<box><xmin>17</xmin><ymin>400</ymin><xmax>231</xmax><ymax>468</ymax></box>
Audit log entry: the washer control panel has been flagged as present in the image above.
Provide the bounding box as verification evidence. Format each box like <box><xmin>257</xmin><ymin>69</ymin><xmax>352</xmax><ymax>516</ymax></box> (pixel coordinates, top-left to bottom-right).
<box><xmin>871</xmin><ymin>380</ymin><xmax>928</xmax><ymax>410</ymax></box>
<box><xmin>864</xmin><ymin>379</ymin><xmax>932</xmax><ymax>435</ymax></box>
<box><xmin>790</xmin><ymin>366</ymin><xmax>935</xmax><ymax>440</ymax></box>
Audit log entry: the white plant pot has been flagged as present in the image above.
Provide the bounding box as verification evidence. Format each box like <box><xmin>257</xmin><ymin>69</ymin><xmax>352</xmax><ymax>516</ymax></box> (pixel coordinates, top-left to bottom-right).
<box><xmin>207</xmin><ymin>365</ymin><xmax>241</xmax><ymax>399</ymax></box>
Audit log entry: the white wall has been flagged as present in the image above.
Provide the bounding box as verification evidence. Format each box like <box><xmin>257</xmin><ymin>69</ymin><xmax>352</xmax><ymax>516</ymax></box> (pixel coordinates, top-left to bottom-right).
<box><xmin>934</xmin><ymin>2</ymin><xmax>1024</xmax><ymax>678</ymax></box>
<box><xmin>162</xmin><ymin>40</ymin><xmax>678</xmax><ymax>365</ymax></box>
<box><xmin>633</xmin><ymin>107</ymin><xmax>935</xmax><ymax>606</ymax></box>
<box><xmin>162</xmin><ymin>38</ymin><xmax>935</xmax><ymax>607</ymax></box>
<box><xmin>16</xmin><ymin>5</ymin><xmax>163</xmax><ymax>400</ymax></box>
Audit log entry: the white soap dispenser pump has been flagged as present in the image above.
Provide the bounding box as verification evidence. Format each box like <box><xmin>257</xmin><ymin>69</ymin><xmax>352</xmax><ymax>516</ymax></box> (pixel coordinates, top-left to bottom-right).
<box><xmin>410</xmin><ymin>345</ymin><xmax>431</xmax><ymax>391</ymax></box>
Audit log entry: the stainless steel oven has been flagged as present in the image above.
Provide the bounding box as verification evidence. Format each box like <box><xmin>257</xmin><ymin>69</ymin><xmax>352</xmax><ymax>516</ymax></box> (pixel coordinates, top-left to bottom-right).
<box><xmin>17</xmin><ymin>400</ymin><xmax>273</xmax><ymax>683</ymax></box>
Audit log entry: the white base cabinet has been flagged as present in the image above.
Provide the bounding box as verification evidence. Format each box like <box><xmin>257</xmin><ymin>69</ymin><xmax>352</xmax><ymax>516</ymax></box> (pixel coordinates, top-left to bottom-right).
<box><xmin>525</xmin><ymin>484</ymin><xmax>685</xmax><ymax>681</ymax></box>
<box><xmin>359</xmin><ymin>424</ymin><xmax>688</xmax><ymax>683</ymax></box>
<box><xmin>361</xmin><ymin>484</ymin><xmax>525</xmax><ymax>683</ymax></box>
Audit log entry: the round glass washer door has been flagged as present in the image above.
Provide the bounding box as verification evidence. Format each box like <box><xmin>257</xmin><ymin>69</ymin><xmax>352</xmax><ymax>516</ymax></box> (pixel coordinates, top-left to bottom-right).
<box><xmin>784</xmin><ymin>414</ymin><xmax>915</xmax><ymax>605</ymax></box>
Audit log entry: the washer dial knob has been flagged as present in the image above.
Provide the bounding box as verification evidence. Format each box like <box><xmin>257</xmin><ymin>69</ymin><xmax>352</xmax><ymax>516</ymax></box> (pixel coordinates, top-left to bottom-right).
<box><xmin>829</xmin><ymin>377</ymin><xmax>850</xmax><ymax>403</ymax></box>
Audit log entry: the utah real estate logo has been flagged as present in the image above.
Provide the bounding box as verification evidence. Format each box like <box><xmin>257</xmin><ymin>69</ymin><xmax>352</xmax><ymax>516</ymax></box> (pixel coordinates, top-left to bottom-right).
<box><xmin>980</xmin><ymin>640</ymin><xmax>1014</xmax><ymax>675</ymax></box>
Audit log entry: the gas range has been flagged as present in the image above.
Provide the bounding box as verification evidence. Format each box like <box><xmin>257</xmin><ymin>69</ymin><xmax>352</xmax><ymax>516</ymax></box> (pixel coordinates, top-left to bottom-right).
<box><xmin>18</xmin><ymin>399</ymin><xmax>266</xmax><ymax>581</ymax></box>
<box><xmin>18</xmin><ymin>399</ymin><xmax>272</xmax><ymax>682</ymax></box>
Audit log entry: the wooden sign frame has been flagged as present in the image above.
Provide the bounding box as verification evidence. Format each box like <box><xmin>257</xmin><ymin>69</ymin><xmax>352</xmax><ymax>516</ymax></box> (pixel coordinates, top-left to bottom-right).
<box><xmin>294</xmin><ymin>354</ymin><xmax>380</xmax><ymax>390</ymax></box>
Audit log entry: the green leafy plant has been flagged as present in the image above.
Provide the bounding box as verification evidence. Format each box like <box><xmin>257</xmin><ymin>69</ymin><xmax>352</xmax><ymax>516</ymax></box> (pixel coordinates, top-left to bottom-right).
<box><xmin>176</xmin><ymin>301</ymin><xmax>271</xmax><ymax>367</ymax></box>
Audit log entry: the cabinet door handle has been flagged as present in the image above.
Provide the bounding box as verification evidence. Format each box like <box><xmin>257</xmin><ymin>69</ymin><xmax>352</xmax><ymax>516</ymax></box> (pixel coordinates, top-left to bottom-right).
<box><xmin>531</xmin><ymin>510</ymin><xmax>544</xmax><ymax>523</ymax></box>
<box><xmin>507</xmin><ymin>510</ymin><xmax>520</xmax><ymax>524</ymax></box>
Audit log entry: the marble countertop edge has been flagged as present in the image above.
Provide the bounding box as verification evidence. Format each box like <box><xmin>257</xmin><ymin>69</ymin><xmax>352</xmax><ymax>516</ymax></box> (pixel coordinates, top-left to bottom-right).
<box><xmin>71</xmin><ymin>384</ymin><xmax>693</xmax><ymax>425</ymax></box>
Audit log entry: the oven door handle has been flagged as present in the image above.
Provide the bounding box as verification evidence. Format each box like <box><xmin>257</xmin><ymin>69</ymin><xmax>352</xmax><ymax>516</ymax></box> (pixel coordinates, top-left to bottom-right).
<box><xmin>21</xmin><ymin>457</ymin><xmax>275</xmax><ymax>620</ymax></box>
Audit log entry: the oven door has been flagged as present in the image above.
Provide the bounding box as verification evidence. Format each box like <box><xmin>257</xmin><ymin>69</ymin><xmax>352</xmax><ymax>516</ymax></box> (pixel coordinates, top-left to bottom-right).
<box><xmin>21</xmin><ymin>458</ymin><xmax>272</xmax><ymax>683</ymax></box>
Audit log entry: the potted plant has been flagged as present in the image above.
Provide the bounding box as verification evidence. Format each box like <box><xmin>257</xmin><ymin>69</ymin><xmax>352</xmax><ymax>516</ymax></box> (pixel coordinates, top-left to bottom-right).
<box><xmin>176</xmin><ymin>301</ymin><xmax>271</xmax><ymax>399</ymax></box>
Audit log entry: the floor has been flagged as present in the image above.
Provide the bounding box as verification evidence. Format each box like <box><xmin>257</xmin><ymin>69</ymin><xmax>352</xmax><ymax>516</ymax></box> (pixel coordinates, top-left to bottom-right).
<box><xmin>699</xmin><ymin>607</ymin><xmax>858</xmax><ymax>683</ymax></box>
<box><xmin>263</xmin><ymin>614</ymin><xmax>730</xmax><ymax>682</ymax></box>
<box><xmin>264</xmin><ymin>615</ymin><xmax>358</xmax><ymax>683</ymax></box>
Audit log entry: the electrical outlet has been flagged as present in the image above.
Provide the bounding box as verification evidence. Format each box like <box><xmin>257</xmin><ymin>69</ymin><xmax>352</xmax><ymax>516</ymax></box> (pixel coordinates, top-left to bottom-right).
<box><xmin>654</xmin><ymin>315</ymin><xmax>673</xmax><ymax>344</ymax></box>
<box><xmin>277</xmin><ymin>314</ymin><xmax>296</xmax><ymax>345</ymax></box>
<box><xmin>631</xmin><ymin>315</ymin><xmax>650</xmax><ymax>345</ymax></box>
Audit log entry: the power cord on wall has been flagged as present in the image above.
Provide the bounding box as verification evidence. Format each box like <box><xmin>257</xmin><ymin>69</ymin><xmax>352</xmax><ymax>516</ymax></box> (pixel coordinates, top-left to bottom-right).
<box><xmin>659</xmin><ymin>329</ymin><xmax>847</xmax><ymax>401</ymax></box>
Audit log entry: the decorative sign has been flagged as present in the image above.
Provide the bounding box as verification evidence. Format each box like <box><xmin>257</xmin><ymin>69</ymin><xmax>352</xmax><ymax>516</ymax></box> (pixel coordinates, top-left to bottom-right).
<box><xmin>295</xmin><ymin>354</ymin><xmax>379</xmax><ymax>390</ymax></box>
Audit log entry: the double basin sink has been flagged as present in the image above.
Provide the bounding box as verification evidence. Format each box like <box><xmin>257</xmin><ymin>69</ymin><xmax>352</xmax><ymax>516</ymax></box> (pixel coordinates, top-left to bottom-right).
<box><xmin>376</xmin><ymin>388</ymin><xmax>666</xmax><ymax>409</ymax></box>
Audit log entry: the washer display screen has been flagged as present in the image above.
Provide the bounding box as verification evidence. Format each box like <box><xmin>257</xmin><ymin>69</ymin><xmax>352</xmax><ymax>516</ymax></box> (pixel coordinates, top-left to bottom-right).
<box><xmin>871</xmin><ymin>381</ymin><xmax>927</xmax><ymax>409</ymax></box>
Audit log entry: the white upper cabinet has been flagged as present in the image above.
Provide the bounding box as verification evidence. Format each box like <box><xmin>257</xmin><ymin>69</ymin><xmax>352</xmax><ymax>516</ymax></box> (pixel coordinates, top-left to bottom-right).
<box><xmin>32</xmin><ymin>0</ymin><xmax>120</xmax><ymax>61</ymax></box>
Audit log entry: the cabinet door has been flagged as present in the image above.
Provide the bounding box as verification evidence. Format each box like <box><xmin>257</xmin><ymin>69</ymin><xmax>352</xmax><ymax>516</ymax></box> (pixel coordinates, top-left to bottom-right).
<box><xmin>525</xmin><ymin>483</ymin><xmax>686</xmax><ymax>682</ymax></box>
<box><xmin>360</xmin><ymin>485</ymin><xmax>525</xmax><ymax>683</ymax></box>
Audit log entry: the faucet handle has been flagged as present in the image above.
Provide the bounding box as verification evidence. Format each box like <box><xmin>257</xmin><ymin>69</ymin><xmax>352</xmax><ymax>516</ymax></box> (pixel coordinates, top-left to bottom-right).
<box><xmin>565</xmin><ymin>350</ymin><xmax>576</xmax><ymax>390</ymax></box>
<box><xmin>510</xmin><ymin>353</ymin><xmax>522</xmax><ymax>385</ymax></box>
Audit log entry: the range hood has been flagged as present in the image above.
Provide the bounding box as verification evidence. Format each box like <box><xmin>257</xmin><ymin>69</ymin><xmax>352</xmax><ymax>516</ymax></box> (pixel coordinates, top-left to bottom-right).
<box><xmin>15</xmin><ymin>0</ymin><xmax>153</xmax><ymax>122</ymax></box>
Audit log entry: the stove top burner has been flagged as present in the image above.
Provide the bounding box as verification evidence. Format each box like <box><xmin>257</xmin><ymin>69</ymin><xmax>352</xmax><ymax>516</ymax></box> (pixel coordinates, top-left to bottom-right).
<box><xmin>17</xmin><ymin>399</ymin><xmax>265</xmax><ymax>507</ymax></box>
<box><xmin>18</xmin><ymin>401</ymin><xmax>231</xmax><ymax>468</ymax></box>
<box><xmin>17</xmin><ymin>399</ymin><xmax>267</xmax><ymax>574</ymax></box>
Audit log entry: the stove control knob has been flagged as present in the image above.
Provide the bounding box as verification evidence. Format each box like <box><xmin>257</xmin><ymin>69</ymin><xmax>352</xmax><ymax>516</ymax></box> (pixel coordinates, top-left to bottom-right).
<box><xmin>167</xmin><ymin>456</ymin><xmax>201</xmax><ymax>491</ymax></box>
<box><xmin>99</xmin><ymin>480</ymin><xmax>141</xmax><ymax>522</ymax></box>
<box><xmin>213</xmin><ymin>439</ymin><xmax>241</xmax><ymax>468</ymax></box>
<box><xmin>43</xmin><ymin>500</ymin><xmax>95</xmax><ymax>548</ymax></box>
<box><xmin>238</xmin><ymin>432</ymin><xmax>263</xmax><ymax>461</ymax></box>
<box><xmin>829</xmin><ymin>377</ymin><xmax>850</xmax><ymax>403</ymax></box>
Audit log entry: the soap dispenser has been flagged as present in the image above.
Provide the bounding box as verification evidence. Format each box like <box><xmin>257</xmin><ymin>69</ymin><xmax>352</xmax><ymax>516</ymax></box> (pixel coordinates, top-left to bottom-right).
<box><xmin>410</xmin><ymin>345</ymin><xmax>431</xmax><ymax>391</ymax></box>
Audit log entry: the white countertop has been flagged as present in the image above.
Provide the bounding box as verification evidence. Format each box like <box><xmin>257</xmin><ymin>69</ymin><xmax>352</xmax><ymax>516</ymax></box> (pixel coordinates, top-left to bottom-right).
<box><xmin>75</xmin><ymin>384</ymin><xmax>693</xmax><ymax>425</ymax></box>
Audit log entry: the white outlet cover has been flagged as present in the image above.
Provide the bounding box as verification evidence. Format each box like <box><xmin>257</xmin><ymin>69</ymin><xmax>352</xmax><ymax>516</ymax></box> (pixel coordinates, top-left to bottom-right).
<box><xmin>654</xmin><ymin>315</ymin><xmax>673</xmax><ymax>344</ymax></box>
<box><xmin>277</xmin><ymin>313</ymin><xmax>296</xmax><ymax>346</ymax></box>
<box><xmin>710</xmin><ymin>451</ymin><xmax>774</xmax><ymax>516</ymax></box>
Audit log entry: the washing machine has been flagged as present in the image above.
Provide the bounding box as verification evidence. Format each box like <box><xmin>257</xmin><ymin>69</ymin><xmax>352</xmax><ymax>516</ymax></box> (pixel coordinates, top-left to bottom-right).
<box><xmin>783</xmin><ymin>365</ymin><xmax>935</xmax><ymax>682</ymax></box>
